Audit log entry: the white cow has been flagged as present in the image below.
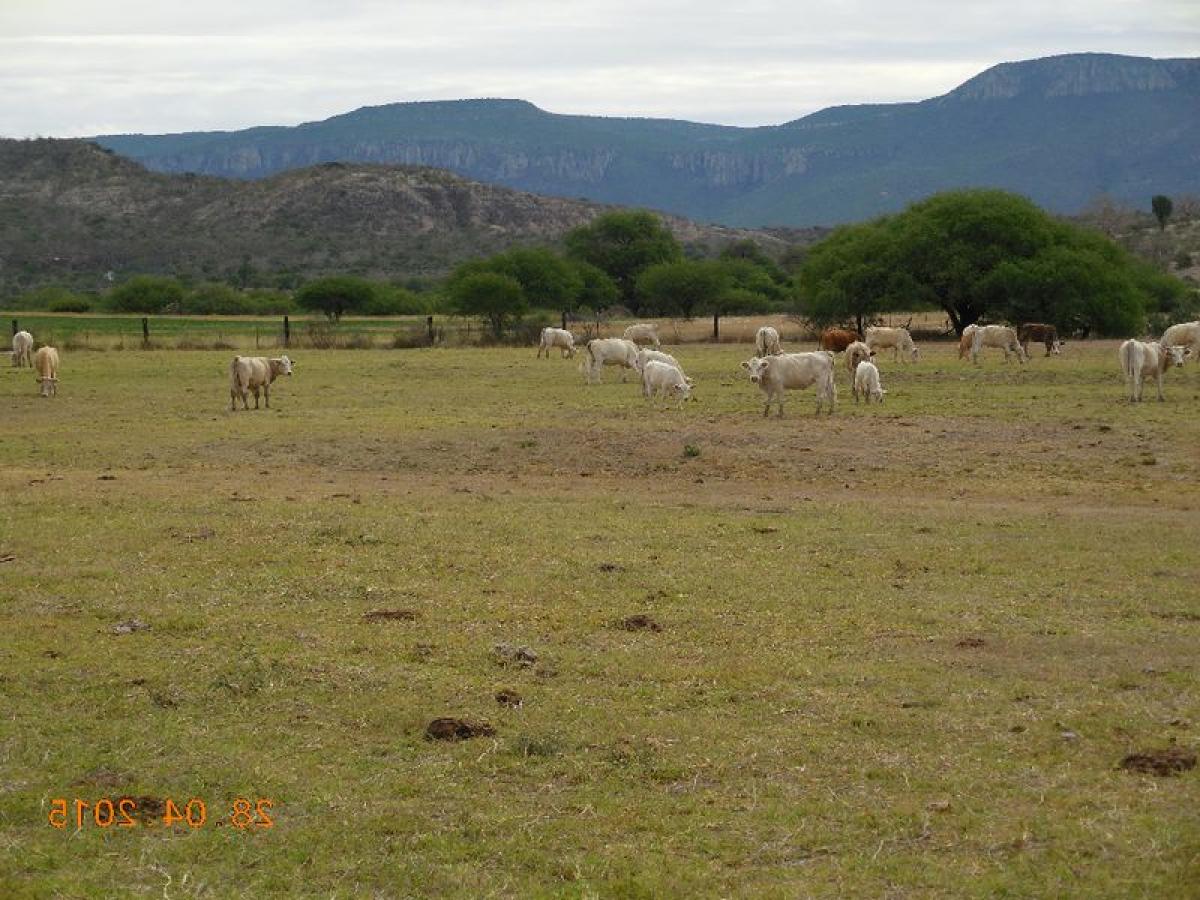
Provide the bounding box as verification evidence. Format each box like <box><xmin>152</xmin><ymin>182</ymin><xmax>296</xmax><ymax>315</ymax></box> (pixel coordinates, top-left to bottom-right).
<box><xmin>580</xmin><ymin>338</ymin><xmax>639</xmax><ymax>384</ymax></box>
<box><xmin>845</xmin><ymin>341</ymin><xmax>874</xmax><ymax>376</ymax></box>
<box><xmin>755</xmin><ymin>325</ymin><xmax>782</xmax><ymax>357</ymax></box>
<box><xmin>11</xmin><ymin>330</ymin><xmax>33</xmax><ymax>367</ymax></box>
<box><xmin>622</xmin><ymin>323</ymin><xmax>661</xmax><ymax>348</ymax></box>
<box><xmin>1119</xmin><ymin>340</ymin><xmax>1190</xmax><ymax>402</ymax></box>
<box><xmin>634</xmin><ymin>348</ymin><xmax>683</xmax><ymax>374</ymax></box>
<box><xmin>741</xmin><ymin>352</ymin><xmax>836</xmax><ymax>417</ymax></box>
<box><xmin>33</xmin><ymin>346</ymin><xmax>59</xmax><ymax>397</ymax></box>
<box><xmin>958</xmin><ymin>324</ymin><xmax>979</xmax><ymax>360</ymax></box>
<box><xmin>230</xmin><ymin>355</ymin><xmax>293</xmax><ymax>410</ymax></box>
<box><xmin>537</xmin><ymin>327</ymin><xmax>576</xmax><ymax>359</ymax></box>
<box><xmin>971</xmin><ymin>325</ymin><xmax>1027</xmax><ymax>364</ymax></box>
<box><xmin>1160</xmin><ymin>321</ymin><xmax>1200</xmax><ymax>362</ymax></box>
<box><xmin>641</xmin><ymin>360</ymin><xmax>693</xmax><ymax>407</ymax></box>
<box><xmin>853</xmin><ymin>360</ymin><xmax>886</xmax><ymax>404</ymax></box>
<box><xmin>865</xmin><ymin>326</ymin><xmax>919</xmax><ymax>362</ymax></box>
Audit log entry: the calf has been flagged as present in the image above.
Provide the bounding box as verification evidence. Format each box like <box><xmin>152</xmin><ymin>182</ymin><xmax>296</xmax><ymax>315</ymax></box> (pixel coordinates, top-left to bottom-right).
<box><xmin>1018</xmin><ymin>323</ymin><xmax>1062</xmax><ymax>357</ymax></box>
<box><xmin>33</xmin><ymin>346</ymin><xmax>59</xmax><ymax>397</ymax></box>
<box><xmin>537</xmin><ymin>327</ymin><xmax>576</xmax><ymax>359</ymax></box>
<box><xmin>844</xmin><ymin>341</ymin><xmax>874</xmax><ymax>376</ymax></box>
<box><xmin>865</xmin><ymin>326</ymin><xmax>919</xmax><ymax>362</ymax></box>
<box><xmin>1119</xmin><ymin>340</ymin><xmax>1190</xmax><ymax>402</ymax></box>
<box><xmin>755</xmin><ymin>325</ymin><xmax>782</xmax><ymax>356</ymax></box>
<box><xmin>853</xmin><ymin>360</ymin><xmax>885</xmax><ymax>403</ymax></box>
<box><xmin>819</xmin><ymin>328</ymin><xmax>861</xmax><ymax>353</ymax></box>
<box><xmin>971</xmin><ymin>325</ymin><xmax>1027</xmax><ymax>364</ymax></box>
<box><xmin>741</xmin><ymin>352</ymin><xmax>836</xmax><ymax>417</ymax></box>
<box><xmin>958</xmin><ymin>324</ymin><xmax>979</xmax><ymax>360</ymax></box>
<box><xmin>634</xmin><ymin>348</ymin><xmax>683</xmax><ymax>374</ymax></box>
<box><xmin>580</xmin><ymin>338</ymin><xmax>639</xmax><ymax>384</ymax></box>
<box><xmin>641</xmin><ymin>360</ymin><xmax>693</xmax><ymax>407</ymax></box>
<box><xmin>622</xmin><ymin>323</ymin><xmax>661</xmax><ymax>348</ymax></box>
<box><xmin>11</xmin><ymin>330</ymin><xmax>33</xmax><ymax>367</ymax></box>
<box><xmin>230</xmin><ymin>355</ymin><xmax>293</xmax><ymax>410</ymax></box>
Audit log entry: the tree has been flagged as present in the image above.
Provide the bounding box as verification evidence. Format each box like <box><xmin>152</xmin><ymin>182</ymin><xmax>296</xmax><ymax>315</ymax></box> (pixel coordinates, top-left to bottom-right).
<box><xmin>294</xmin><ymin>276</ymin><xmax>377</xmax><ymax>321</ymax></box>
<box><xmin>796</xmin><ymin>223</ymin><xmax>907</xmax><ymax>334</ymax></box>
<box><xmin>636</xmin><ymin>259</ymin><xmax>729</xmax><ymax>319</ymax></box>
<box><xmin>489</xmin><ymin>247</ymin><xmax>583</xmax><ymax>312</ymax></box>
<box><xmin>449</xmin><ymin>272</ymin><xmax>526</xmax><ymax>339</ymax></box>
<box><xmin>564</xmin><ymin>211</ymin><xmax>682</xmax><ymax>312</ymax></box>
<box><xmin>108</xmin><ymin>275</ymin><xmax>185</xmax><ymax>313</ymax></box>
<box><xmin>1151</xmin><ymin>194</ymin><xmax>1173</xmax><ymax>231</ymax></box>
<box><xmin>704</xmin><ymin>287</ymin><xmax>764</xmax><ymax>341</ymax></box>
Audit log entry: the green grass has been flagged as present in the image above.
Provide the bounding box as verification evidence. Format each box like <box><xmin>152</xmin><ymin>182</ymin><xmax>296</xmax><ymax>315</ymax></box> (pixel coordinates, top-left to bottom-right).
<box><xmin>2</xmin><ymin>342</ymin><xmax>1198</xmax><ymax>897</ymax></box>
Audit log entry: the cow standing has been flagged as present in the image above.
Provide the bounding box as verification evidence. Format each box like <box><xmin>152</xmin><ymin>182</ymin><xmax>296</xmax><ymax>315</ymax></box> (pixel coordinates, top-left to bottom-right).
<box><xmin>1119</xmin><ymin>340</ymin><xmax>1190</xmax><ymax>402</ymax></box>
<box><xmin>537</xmin><ymin>327</ymin><xmax>576</xmax><ymax>359</ymax></box>
<box><xmin>755</xmin><ymin>326</ymin><xmax>782</xmax><ymax>356</ymax></box>
<box><xmin>819</xmin><ymin>328</ymin><xmax>861</xmax><ymax>353</ymax></box>
<box><xmin>1159</xmin><ymin>321</ymin><xmax>1200</xmax><ymax>362</ymax></box>
<box><xmin>230</xmin><ymin>355</ymin><xmax>293</xmax><ymax>410</ymax></box>
<box><xmin>742</xmin><ymin>352</ymin><xmax>836</xmax><ymax>417</ymax></box>
<box><xmin>622</xmin><ymin>324</ymin><xmax>661</xmax><ymax>348</ymax></box>
<box><xmin>580</xmin><ymin>338</ymin><xmax>639</xmax><ymax>384</ymax></box>
<box><xmin>865</xmin><ymin>326</ymin><xmax>919</xmax><ymax>362</ymax></box>
<box><xmin>33</xmin><ymin>346</ymin><xmax>59</xmax><ymax>397</ymax></box>
<box><xmin>11</xmin><ymin>330</ymin><xmax>33</xmax><ymax>367</ymax></box>
<box><xmin>1017</xmin><ymin>323</ymin><xmax>1062</xmax><ymax>357</ymax></box>
<box><xmin>971</xmin><ymin>325</ymin><xmax>1027</xmax><ymax>364</ymax></box>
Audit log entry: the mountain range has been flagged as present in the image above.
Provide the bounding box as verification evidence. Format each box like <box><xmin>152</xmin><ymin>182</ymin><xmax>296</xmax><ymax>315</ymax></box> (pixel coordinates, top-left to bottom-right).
<box><xmin>93</xmin><ymin>53</ymin><xmax>1200</xmax><ymax>227</ymax></box>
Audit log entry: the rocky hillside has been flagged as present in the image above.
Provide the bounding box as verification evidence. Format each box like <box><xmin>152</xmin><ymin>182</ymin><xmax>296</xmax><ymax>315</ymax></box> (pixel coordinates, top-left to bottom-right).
<box><xmin>95</xmin><ymin>53</ymin><xmax>1200</xmax><ymax>227</ymax></box>
<box><xmin>0</xmin><ymin>139</ymin><xmax>784</xmax><ymax>295</ymax></box>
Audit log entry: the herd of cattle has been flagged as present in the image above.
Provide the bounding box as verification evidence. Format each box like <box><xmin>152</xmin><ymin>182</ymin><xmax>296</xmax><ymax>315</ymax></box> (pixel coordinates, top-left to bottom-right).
<box><xmin>9</xmin><ymin>318</ymin><xmax>1200</xmax><ymax>411</ymax></box>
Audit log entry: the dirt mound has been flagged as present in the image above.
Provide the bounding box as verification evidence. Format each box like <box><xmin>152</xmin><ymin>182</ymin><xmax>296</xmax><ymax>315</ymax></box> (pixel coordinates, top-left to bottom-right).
<box><xmin>618</xmin><ymin>614</ymin><xmax>663</xmax><ymax>632</ymax></box>
<box><xmin>495</xmin><ymin>689</ymin><xmax>523</xmax><ymax>708</ymax></box>
<box><xmin>1119</xmin><ymin>747</ymin><xmax>1197</xmax><ymax>776</ymax></box>
<box><xmin>363</xmin><ymin>609</ymin><xmax>419</xmax><ymax>622</ymax></box>
<box><xmin>492</xmin><ymin>643</ymin><xmax>538</xmax><ymax>667</ymax></box>
<box><xmin>426</xmin><ymin>718</ymin><xmax>496</xmax><ymax>741</ymax></box>
<box><xmin>956</xmin><ymin>636</ymin><xmax>986</xmax><ymax>648</ymax></box>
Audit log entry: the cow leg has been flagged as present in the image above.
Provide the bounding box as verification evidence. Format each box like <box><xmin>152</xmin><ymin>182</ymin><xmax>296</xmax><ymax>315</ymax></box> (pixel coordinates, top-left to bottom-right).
<box><xmin>1156</xmin><ymin>371</ymin><xmax>1165</xmax><ymax>401</ymax></box>
<box><xmin>263</xmin><ymin>384</ymin><xmax>271</xmax><ymax>408</ymax></box>
<box><xmin>252</xmin><ymin>386</ymin><xmax>261</xmax><ymax>409</ymax></box>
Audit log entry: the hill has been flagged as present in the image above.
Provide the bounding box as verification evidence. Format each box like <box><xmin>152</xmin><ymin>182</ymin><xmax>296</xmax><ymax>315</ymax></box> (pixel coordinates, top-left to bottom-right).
<box><xmin>0</xmin><ymin>139</ymin><xmax>787</xmax><ymax>296</ymax></box>
<box><xmin>93</xmin><ymin>53</ymin><xmax>1200</xmax><ymax>227</ymax></box>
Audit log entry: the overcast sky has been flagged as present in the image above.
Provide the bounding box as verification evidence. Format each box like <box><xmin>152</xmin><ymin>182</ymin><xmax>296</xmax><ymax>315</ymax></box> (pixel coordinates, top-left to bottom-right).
<box><xmin>1</xmin><ymin>1</ymin><xmax>1197</xmax><ymax>137</ymax></box>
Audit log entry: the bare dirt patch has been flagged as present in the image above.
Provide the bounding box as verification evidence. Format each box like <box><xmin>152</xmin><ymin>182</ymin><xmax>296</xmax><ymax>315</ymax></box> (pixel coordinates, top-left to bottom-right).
<box><xmin>492</xmin><ymin>643</ymin><xmax>538</xmax><ymax>667</ymax></box>
<box><xmin>618</xmin><ymin>614</ymin><xmax>663</xmax><ymax>633</ymax></box>
<box><xmin>110</xmin><ymin>619</ymin><xmax>149</xmax><ymax>636</ymax></box>
<box><xmin>956</xmin><ymin>637</ymin><xmax>987</xmax><ymax>649</ymax></box>
<box><xmin>362</xmin><ymin>609</ymin><xmax>419</xmax><ymax>623</ymax></box>
<box><xmin>495</xmin><ymin>689</ymin><xmax>523</xmax><ymax>708</ymax></box>
<box><xmin>426</xmin><ymin>718</ymin><xmax>496</xmax><ymax>741</ymax></box>
<box><xmin>1119</xmin><ymin>747</ymin><xmax>1197</xmax><ymax>776</ymax></box>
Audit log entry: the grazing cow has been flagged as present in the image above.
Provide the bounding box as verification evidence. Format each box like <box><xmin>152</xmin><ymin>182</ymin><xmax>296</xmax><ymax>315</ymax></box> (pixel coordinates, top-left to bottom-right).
<box><xmin>1160</xmin><ymin>321</ymin><xmax>1200</xmax><ymax>361</ymax></box>
<box><xmin>1018</xmin><ymin>323</ymin><xmax>1062</xmax><ymax>357</ymax></box>
<box><xmin>11</xmin><ymin>330</ymin><xmax>33</xmax><ymax>367</ymax></box>
<box><xmin>641</xmin><ymin>360</ymin><xmax>693</xmax><ymax>407</ymax></box>
<box><xmin>741</xmin><ymin>352</ymin><xmax>836</xmax><ymax>417</ymax></box>
<box><xmin>580</xmin><ymin>338</ymin><xmax>639</xmax><ymax>384</ymax></box>
<box><xmin>1119</xmin><ymin>340</ymin><xmax>1190</xmax><ymax>402</ymax></box>
<box><xmin>33</xmin><ymin>346</ymin><xmax>59</xmax><ymax>397</ymax></box>
<box><xmin>622</xmin><ymin>323</ymin><xmax>661</xmax><ymax>348</ymax></box>
<box><xmin>853</xmin><ymin>360</ymin><xmax>885</xmax><ymax>404</ymax></box>
<box><xmin>229</xmin><ymin>355</ymin><xmax>293</xmax><ymax>411</ymax></box>
<box><xmin>755</xmin><ymin>326</ymin><xmax>782</xmax><ymax>357</ymax></box>
<box><xmin>819</xmin><ymin>328</ymin><xmax>861</xmax><ymax>353</ymax></box>
<box><xmin>865</xmin><ymin>326</ymin><xmax>919</xmax><ymax>362</ymax></box>
<box><xmin>845</xmin><ymin>341</ymin><xmax>874</xmax><ymax>376</ymax></box>
<box><xmin>634</xmin><ymin>348</ymin><xmax>683</xmax><ymax>374</ymax></box>
<box><xmin>971</xmin><ymin>325</ymin><xmax>1027</xmax><ymax>364</ymax></box>
<box><xmin>958</xmin><ymin>324</ymin><xmax>979</xmax><ymax>360</ymax></box>
<box><xmin>537</xmin><ymin>327</ymin><xmax>576</xmax><ymax>359</ymax></box>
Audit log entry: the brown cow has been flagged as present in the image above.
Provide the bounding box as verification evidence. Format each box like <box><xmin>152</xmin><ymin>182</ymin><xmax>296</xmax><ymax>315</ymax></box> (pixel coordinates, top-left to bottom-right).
<box><xmin>819</xmin><ymin>328</ymin><xmax>861</xmax><ymax>353</ymax></box>
<box><xmin>1017</xmin><ymin>323</ymin><xmax>1062</xmax><ymax>357</ymax></box>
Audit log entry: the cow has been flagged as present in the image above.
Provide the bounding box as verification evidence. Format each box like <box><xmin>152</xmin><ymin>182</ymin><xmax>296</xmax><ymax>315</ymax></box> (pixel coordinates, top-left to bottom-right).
<box><xmin>622</xmin><ymin>323</ymin><xmax>661</xmax><ymax>348</ymax></box>
<box><xmin>1119</xmin><ymin>340</ymin><xmax>1190</xmax><ymax>402</ymax></box>
<box><xmin>865</xmin><ymin>326</ymin><xmax>919</xmax><ymax>362</ymax></box>
<box><xmin>634</xmin><ymin>348</ymin><xmax>683</xmax><ymax>374</ymax></box>
<box><xmin>971</xmin><ymin>325</ymin><xmax>1027</xmax><ymax>364</ymax></box>
<box><xmin>229</xmin><ymin>355</ymin><xmax>293</xmax><ymax>411</ymax></box>
<box><xmin>819</xmin><ymin>328</ymin><xmax>861</xmax><ymax>353</ymax></box>
<box><xmin>580</xmin><ymin>338</ymin><xmax>639</xmax><ymax>384</ymax></box>
<box><xmin>853</xmin><ymin>360</ymin><xmax>886</xmax><ymax>404</ymax></box>
<box><xmin>741</xmin><ymin>352</ymin><xmax>836</xmax><ymax>417</ymax></box>
<box><xmin>958</xmin><ymin>324</ymin><xmax>979</xmax><ymax>360</ymax></box>
<box><xmin>845</xmin><ymin>341</ymin><xmax>874</xmax><ymax>376</ymax></box>
<box><xmin>1159</xmin><ymin>321</ymin><xmax>1200</xmax><ymax>362</ymax></box>
<box><xmin>537</xmin><ymin>327</ymin><xmax>576</xmax><ymax>359</ymax></box>
<box><xmin>11</xmin><ymin>330</ymin><xmax>33</xmax><ymax>367</ymax></box>
<box><xmin>641</xmin><ymin>360</ymin><xmax>693</xmax><ymax>407</ymax></box>
<box><xmin>1018</xmin><ymin>323</ymin><xmax>1063</xmax><ymax>357</ymax></box>
<box><xmin>33</xmin><ymin>346</ymin><xmax>59</xmax><ymax>397</ymax></box>
<box><xmin>755</xmin><ymin>326</ymin><xmax>782</xmax><ymax>357</ymax></box>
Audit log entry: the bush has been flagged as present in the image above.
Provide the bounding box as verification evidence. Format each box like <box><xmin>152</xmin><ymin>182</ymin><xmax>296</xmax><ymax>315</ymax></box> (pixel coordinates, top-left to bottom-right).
<box><xmin>108</xmin><ymin>276</ymin><xmax>185</xmax><ymax>313</ymax></box>
<box><xmin>361</xmin><ymin>286</ymin><xmax>428</xmax><ymax>316</ymax></box>
<box><xmin>49</xmin><ymin>297</ymin><xmax>91</xmax><ymax>313</ymax></box>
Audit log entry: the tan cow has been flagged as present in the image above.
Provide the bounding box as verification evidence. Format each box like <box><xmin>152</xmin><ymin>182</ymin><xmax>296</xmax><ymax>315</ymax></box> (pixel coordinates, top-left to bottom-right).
<box><xmin>537</xmin><ymin>327</ymin><xmax>576</xmax><ymax>359</ymax></box>
<box><xmin>33</xmin><ymin>346</ymin><xmax>59</xmax><ymax>397</ymax></box>
<box><xmin>755</xmin><ymin>326</ymin><xmax>782</xmax><ymax>356</ymax></box>
<box><xmin>852</xmin><ymin>359</ymin><xmax>885</xmax><ymax>404</ymax></box>
<box><xmin>641</xmin><ymin>360</ymin><xmax>693</xmax><ymax>408</ymax></box>
<box><xmin>1160</xmin><ymin>321</ymin><xmax>1200</xmax><ymax>362</ymax></box>
<box><xmin>958</xmin><ymin>324</ymin><xmax>979</xmax><ymax>360</ymax></box>
<box><xmin>865</xmin><ymin>326</ymin><xmax>919</xmax><ymax>362</ymax></box>
<box><xmin>1119</xmin><ymin>340</ymin><xmax>1190</xmax><ymax>402</ymax></box>
<box><xmin>971</xmin><ymin>325</ymin><xmax>1027</xmax><ymax>364</ymax></box>
<box><xmin>230</xmin><ymin>355</ymin><xmax>293</xmax><ymax>410</ymax></box>
<box><xmin>580</xmin><ymin>338</ymin><xmax>639</xmax><ymax>384</ymax></box>
<box><xmin>844</xmin><ymin>341</ymin><xmax>874</xmax><ymax>376</ymax></box>
<box><xmin>12</xmin><ymin>330</ymin><xmax>33</xmax><ymax>367</ymax></box>
<box><xmin>741</xmin><ymin>352</ymin><xmax>836</xmax><ymax>417</ymax></box>
<box><xmin>622</xmin><ymin>323</ymin><xmax>661</xmax><ymax>348</ymax></box>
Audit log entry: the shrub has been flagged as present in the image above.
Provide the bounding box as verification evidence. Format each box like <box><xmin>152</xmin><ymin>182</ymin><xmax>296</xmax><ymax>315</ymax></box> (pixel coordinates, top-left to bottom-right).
<box><xmin>109</xmin><ymin>276</ymin><xmax>185</xmax><ymax>313</ymax></box>
<box><xmin>49</xmin><ymin>297</ymin><xmax>91</xmax><ymax>313</ymax></box>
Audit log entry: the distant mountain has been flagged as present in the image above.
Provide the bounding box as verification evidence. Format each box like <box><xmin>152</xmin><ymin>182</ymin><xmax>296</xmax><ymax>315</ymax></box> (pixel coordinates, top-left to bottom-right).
<box><xmin>0</xmin><ymin>139</ymin><xmax>785</xmax><ymax>295</ymax></box>
<box><xmin>92</xmin><ymin>53</ymin><xmax>1200</xmax><ymax>227</ymax></box>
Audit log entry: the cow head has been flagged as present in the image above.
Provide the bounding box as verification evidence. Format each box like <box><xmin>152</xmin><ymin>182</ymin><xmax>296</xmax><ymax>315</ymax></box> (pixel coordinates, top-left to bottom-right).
<box><xmin>670</xmin><ymin>381</ymin><xmax>693</xmax><ymax>403</ymax></box>
<box><xmin>1050</xmin><ymin>341</ymin><xmax>1063</xmax><ymax>355</ymax></box>
<box><xmin>37</xmin><ymin>376</ymin><xmax>57</xmax><ymax>397</ymax></box>
<box><xmin>276</xmin><ymin>355</ymin><xmax>294</xmax><ymax>376</ymax></box>
<box><xmin>741</xmin><ymin>357</ymin><xmax>769</xmax><ymax>384</ymax></box>
<box><xmin>1165</xmin><ymin>345</ymin><xmax>1191</xmax><ymax>367</ymax></box>
<box><xmin>909</xmin><ymin>345</ymin><xmax>920</xmax><ymax>361</ymax></box>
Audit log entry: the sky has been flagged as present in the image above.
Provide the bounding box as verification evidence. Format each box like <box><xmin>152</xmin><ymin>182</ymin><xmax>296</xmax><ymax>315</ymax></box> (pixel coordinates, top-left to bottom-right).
<box><xmin>1</xmin><ymin>0</ymin><xmax>1197</xmax><ymax>137</ymax></box>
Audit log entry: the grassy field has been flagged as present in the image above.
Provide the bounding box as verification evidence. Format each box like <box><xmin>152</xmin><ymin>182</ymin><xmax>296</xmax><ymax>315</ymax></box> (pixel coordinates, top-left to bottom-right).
<box><xmin>2</xmin><ymin>340</ymin><xmax>1198</xmax><ymax>897</ymax></box>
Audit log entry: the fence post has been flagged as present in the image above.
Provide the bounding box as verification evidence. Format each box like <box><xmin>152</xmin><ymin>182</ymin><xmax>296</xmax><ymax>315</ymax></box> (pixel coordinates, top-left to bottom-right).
<box><xmin>713</xmin><ymin>313</ymin><xmax>719</xmax><ymax>342</ymax></box>
<box><xmin>11</xmin><ymin>319</ymin><xmax>17</xmax><ymax>337</ymax></box>
<box><xmin>283</xmin><ymin>315</ymin><xmax>290</xmax><ymax>348</ymax></box>
<box><xmin>255</xmin><ymin>328</ymin><xmax>260</xmax><ymax>350</ymax></box>
<box><xmin>142</xmin><ymin>317</ymin><xmax>150</xmax><ymax>347</ymax></box>
<box><xmin>561</xmin><ymin>311</ymin><xmax>567</xmax><ymax>330</ymax></box>
<box><xmin>426</xmin><ymin>315</ymin><xmax>434</xmax><ymax>345</ymax></box>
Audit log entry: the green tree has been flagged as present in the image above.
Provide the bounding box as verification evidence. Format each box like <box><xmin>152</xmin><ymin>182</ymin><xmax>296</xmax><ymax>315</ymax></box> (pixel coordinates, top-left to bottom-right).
<box><xmin>636</xmin><ymin>259</ymin><xmax>729</xmax><ymax>319</ymax></box>
<box><xmin>570</xmin><ymin>261</ymin><xmax>619</xmax><ymax>313</ymax></box>
<box><xmin>108</xmin><ymin>275</ymin><xmax>185</xmax><ymax>313</ymax></box>
<box><xmin>704</xmin><ymin>287</ymin><xmax>765</xmax><ymax>341</ymax></box>
<box><xmin>490</xmin><ymin>247</ymin><xmax>583</xmax><ymax>312</ymax></box>
<box><xmin>565</xmin><ymin>211</ymin><xmax>682</xmax><ymax>312</ymax></box>
<box><xmin>1151</xmin><ymin>194</ymin><xmax>1173</xmax><ymax>231</ymax></box>
<box><xmin>294</xmin><ymin>276</ymin><xmax>377</xmax><ymax>321</ymax></box>
<box><xmin>449</xmin><ymin>272</ymin><xmax>526</xmax><ymax>339</ymax></box>
<box><xmin>796</xmin><ymin>222</ymin><xmax>906</xmax><ymax>334</ymax></box>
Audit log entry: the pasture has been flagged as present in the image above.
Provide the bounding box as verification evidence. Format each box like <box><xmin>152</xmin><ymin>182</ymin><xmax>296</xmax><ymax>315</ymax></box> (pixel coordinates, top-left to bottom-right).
<box><xmin>2</xmin><ymin>341</ymin><xmax>1199</xmax><ymax>897</ymax></box>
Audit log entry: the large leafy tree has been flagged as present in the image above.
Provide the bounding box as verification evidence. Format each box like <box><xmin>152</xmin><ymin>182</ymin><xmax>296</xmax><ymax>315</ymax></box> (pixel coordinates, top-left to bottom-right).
<box><xmin>448</xmin><ymin>272</ymin><xmax>526</xmax><ymax>339</ymax></box>
<box><xmin>1151</xmin><ymin>194</ymin><xmax>1173</xmax><ymax>231</ymax></box>
<box><xmin>294</xmin><ymin>275</ymin><xmax>377</xmax><ymax>321</ymax></box>
<box><xmin>108</xmin><ymin>275</ymin><xmax>185</xmax><ymax>313</ymax></box>
<box><xmin>564</xmin><ymin>211</ymin><xmax>682</xmax><ymax>312</ymax></box>
<box><xmin>636</xmin><ymin>259</ymin><xmax>729</xmax><ymax>319</ymax></box>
